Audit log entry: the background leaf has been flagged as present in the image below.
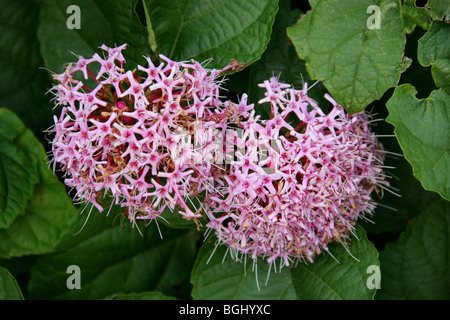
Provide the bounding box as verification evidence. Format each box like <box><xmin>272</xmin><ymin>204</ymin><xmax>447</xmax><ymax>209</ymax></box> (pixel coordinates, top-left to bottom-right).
<box><xmin>386</xmin><ymin>84</ymin><xmax>449</xmax><ymax>201</ymax></box>
<box><xmin>0</xmin><ymin>161</ymin><xmax>77</xmax><ymax>258</ymax></box>
<box><xmin>191</xmin><ymin>236</ymin><xmax>298</xmax><ymax>300</ymax></box>
<box><xmin>287</xmin><ymin>0</ymin><xmax>409</xmax><ymax>113</ymax></box>
<box><xmin>28</xmin><ymin>204</ymin><xmax>198</xmax><ymax>299</ymax></box>
<box><xmin>377</xmin><ymin>197</ymin><xmax>450</xmax><ymax>299</ymax></box>
<box><xmin>0</xmin><ymin>108</ymin><xmax>41</xmax><ymax>229</ymax></box>
<box><xmin>425</xmin><ymin>0</ymin><xmax>450</xmax><ymax>22</ymax></box>
<box><xmin>290</xmin><ymin>225</ymin><xmax>379</xmax><ymax>300</ymax></box>
<box><xmin>0</xmin><ymin>266</ymin><xmax>24</xmax><ymax>300</ymax></box>
<box><xmin>191</xmin><ymin>225</ymin><xmax>379</xmax><ymax>300</ymax></box>
<box><xmin>0</xmin><ymin>0</ymin><xmax>53</xmax><ymax>139</ymax></box>
<box><xmin>226</xmin><ymin>0</ymin><xmax>328</xmax><ymax>119</ymax></box>
<box><xmin>400</xmin><ymin>0</ymin><xmax>430</xmax><ymax>34</ymax></box>
<box><xmin>143</xmin><ymin>0</ymin><xmax>279</xmax><ymax>70</ymax></box>
<box><xmin>38</xmin><ymin>0</ymin><xmax>149</xmax><ymax>73</ymax></box>
<box><xmin>359</xmin><ymin>69</ymin><xmax>438</xmax><ymax>236</ymax></box>
<box><xmin>417</xmin><ymin>21</ymin><xmax>450</xmax><ymax>94</ymax></box>
<box><xmin>0</xmin><ymin>108</ymin><xmax>76</xmax><ymax>258</ymax></box>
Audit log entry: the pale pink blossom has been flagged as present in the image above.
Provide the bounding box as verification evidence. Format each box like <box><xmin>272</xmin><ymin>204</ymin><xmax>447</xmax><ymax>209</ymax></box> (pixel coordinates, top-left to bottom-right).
<box><xmin>47</xmin><ymin>44</ymin><xmax>247</xmax><ymax>225</ymax></box>
<box><xmin>205</xmin><ymin>77</ymin><xmax>389</xmax><ymax>266</ymax></box>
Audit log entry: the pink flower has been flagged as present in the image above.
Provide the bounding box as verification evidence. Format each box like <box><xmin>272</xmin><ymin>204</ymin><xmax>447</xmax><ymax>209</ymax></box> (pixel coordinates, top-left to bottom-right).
<box><xmin>205</xmin><ymin>76</ymin><xmax>389</xmax><ymax>267</ymax></box>
<box><xmin>47</xmin><ymin>45</ymin><xmax>390</xmax><ymax>269</ymax></box>
<box><xmin>46</xmin><ymin>44</ymin><xmax>246</xmax><ymax>225</ymax></box>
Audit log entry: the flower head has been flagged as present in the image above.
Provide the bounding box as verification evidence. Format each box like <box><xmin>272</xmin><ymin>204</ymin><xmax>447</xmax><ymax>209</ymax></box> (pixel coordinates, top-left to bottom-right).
<box><xmin>46</xmin><ymin>44</ymin><xmax>246</xmax><ymax>224</ymax></box>
<box><xmin>205</xmin><ymin>77</ymin><xmax>389</xmax><ymax>266</ymax></box>
<box><xmin>47</xmin><ymin>45</ymin><xmax>389</xmax><ymax>268</ymax></box>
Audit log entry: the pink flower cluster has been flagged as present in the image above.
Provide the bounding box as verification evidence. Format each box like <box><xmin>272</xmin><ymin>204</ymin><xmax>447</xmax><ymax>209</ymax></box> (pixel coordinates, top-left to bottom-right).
<box><xmin>47</xmin><ymin>44</ymin><xmax>243</xmax><ymax>223</ymax></box>
<box><xmin>47</xmin><ymin>44</ymin><xmax>388</xmax><ymax>266</ymax></box>
<box><xmin>205</xmin><ymin>77</ymin><xmax>389</xmax><ymax>265</ymax></box>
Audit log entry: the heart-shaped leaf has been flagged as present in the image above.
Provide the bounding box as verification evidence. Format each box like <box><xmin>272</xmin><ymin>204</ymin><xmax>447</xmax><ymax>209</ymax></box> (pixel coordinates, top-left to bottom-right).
<box><xmin>287</xmin><ymin>0</ymin><xmax>409</xmax><ymax>113</ymax></box>
<box><xmin>386</xmin><ymin>84</ymin><xmax>449</xmax><ymax>201</ymax></box>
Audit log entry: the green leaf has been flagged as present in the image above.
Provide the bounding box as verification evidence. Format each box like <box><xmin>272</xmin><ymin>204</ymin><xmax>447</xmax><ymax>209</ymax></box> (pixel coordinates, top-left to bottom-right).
<box><xmin>287</xmin><ymin>0</ymin><xmax>409</xmax><ymax>113</ymax></box>
<box><xmin>191</xmin><ymin>225</ymin><xmax>379</xmax><ymax>300</ymax></box>
<box><xmin>191</xmin><ymin>237</ymin><xmax>297</xmax><ymax>300</ymax></box>
<box><xmin>0</xmin><ymin>109</ymin><xmax>76</xmax><ymax>258</ymax></box>
<box><xmin>0</xmin><ymin>108</ymin><xmax>40</xmax><ymax>229</ymax></box>
<box><xmin>28</xmin><ymin>205</ymin><xmax>198</xmax><ymax>299</ymax></box>
<box><xmin>227</xmin><ymin>0</ymin><xmax>328</xmax><ymax>119</ymax></box>
<box><xmin>397</xmin><ymin>27</ymin><xmax>437</xmax><ymax>100</ymax></box>
<box><xmin>0</xmin><ymin>0</ymin><xmax>53</xmax><ymax>137</ymax></box>
<box><xmin>377</xmin><ymin>197</ymin><xmax>450</xmax><ymax>299</ymax></box>
<box><xmin>386</xmin><ymin>84</ymin><xmax>450</xmax><ymax>201</ymax></box>
<box><xmin>401</xmin><ymin>0</ymin><xmax>431</xmax><ymax>34</ymax></box>
<box><xmin>0</xmin><ymin>266</ymin><xmax>24</xmax><ymax>300</ymax></box>
<box><xmin>111</xmin><ymin>291</ymin><xmax>177</xmax><ymax>300</ymax></box>
<box><xmin>0</xmin><ymin>162</ymin><xmax>77</xmax><ymax>258</ymax></box>
<box><xmin>361</xmin><ymin>154</ymin><xmax>438</xmax><ymax>234</ymax></box>
<box><xmin>143</xmin><ymin>0</ymin><xmax>279</xmax><ymax>69</ymax></box>
<box><xmin>359</xmin><ymin>95</ymin><xmax>438</xmax><ymax>234</ymax></box>
<box><xmin>290</xmin><ymin>225</ymin><xmax>379</xmax><ymax>300</ymax></box>
<box><xmin>38</xmin><ymin>0</ymin><xmax>149</xmax><ymax>73</ymax></box>
<box><xmin>425</xmin><ymin>0</ymin><xmax>450</xmax><ymax>22</ymax></box>
<box><xmin>418</xmin><ymin>21</ymin><xmax>450</xmax><ymax>94</ymax></box>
